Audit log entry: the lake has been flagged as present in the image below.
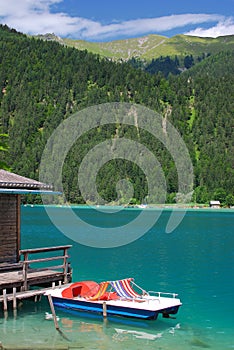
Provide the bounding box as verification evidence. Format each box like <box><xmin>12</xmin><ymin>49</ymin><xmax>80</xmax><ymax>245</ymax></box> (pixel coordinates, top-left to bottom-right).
<box><xmin>0</xmin><ymin>206</ymin><xmax>233</xmax><ymax>349</ymax></box>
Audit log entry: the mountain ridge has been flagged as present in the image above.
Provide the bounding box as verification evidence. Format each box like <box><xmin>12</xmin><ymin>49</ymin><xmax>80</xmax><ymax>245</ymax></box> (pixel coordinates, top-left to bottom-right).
<box><xmin>36</xmin><ymin>32</ymin><xmax>234</xmax><ymax>61</ymax></box>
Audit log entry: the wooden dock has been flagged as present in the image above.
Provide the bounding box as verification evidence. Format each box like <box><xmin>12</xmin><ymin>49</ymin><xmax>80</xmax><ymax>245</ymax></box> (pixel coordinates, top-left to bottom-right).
<box><xmin>0</xmin><ymin>283</ymin><xmax>68</xmax><ymax>312</ymax></box>
<box><xmin>0</xmin><ymin>267</ymin><xmax>68</xmax><ymax>290</ymax></box>
<box><xmin>0</xmin><ymin>245</ymin><xmax>72</xmax><ymax>312</ymax></box>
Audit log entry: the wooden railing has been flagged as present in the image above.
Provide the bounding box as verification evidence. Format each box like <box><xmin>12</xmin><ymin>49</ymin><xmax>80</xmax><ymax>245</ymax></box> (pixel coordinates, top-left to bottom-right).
<box><xmin>19</xmin><ymin>245</ymin><xmax>72</xmax><ymax>291</ymax></box>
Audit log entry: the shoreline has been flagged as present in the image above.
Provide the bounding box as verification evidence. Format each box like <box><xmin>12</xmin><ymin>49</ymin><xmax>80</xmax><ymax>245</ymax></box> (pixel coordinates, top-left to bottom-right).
<box><xmin>22</xmin><ymin>203</ymin><xmax>234</xmax><ymax>212</ymax></box>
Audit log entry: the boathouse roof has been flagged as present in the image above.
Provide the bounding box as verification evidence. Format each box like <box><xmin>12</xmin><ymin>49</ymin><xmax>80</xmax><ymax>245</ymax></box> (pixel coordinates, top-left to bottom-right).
<box><xmin>0</xmin><ymin>169</ymin><xmax>54</xmax><ymax>194</ymax></box>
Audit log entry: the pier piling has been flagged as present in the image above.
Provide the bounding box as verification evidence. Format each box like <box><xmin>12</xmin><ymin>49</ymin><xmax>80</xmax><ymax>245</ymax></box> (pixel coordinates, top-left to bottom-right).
<box><xmin>13</xmin><ymin>288</ymin><xmax>17</xmax><ymax>309</ymax></box>
<box><xmin>47</xmin><ymin>294</ymin><xmax>59</xmax><ymax>330</ymax></box>
<box><xmin>3</xmin><ymin>289</ymin><xmax>7</xmax><ymax>311</ymax></box>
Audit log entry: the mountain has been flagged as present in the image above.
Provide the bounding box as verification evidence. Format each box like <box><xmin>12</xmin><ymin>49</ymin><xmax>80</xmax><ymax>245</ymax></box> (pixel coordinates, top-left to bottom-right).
<box><xmin>37</xmin><ymin>33</ymin><xmax>234</xmax><ymax>61</ymax></box>
<box><xmin>0</xmin><ymin>25</ymin><xmax>234</xmax><ymax>206</ymax></box>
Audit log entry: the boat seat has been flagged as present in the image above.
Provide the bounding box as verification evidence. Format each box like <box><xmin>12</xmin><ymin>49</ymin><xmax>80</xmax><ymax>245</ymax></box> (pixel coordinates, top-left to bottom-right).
<box><xmin>110</xmin><ymin>278</ymin><xmax>149</xmax><ymax>299</ymax></box>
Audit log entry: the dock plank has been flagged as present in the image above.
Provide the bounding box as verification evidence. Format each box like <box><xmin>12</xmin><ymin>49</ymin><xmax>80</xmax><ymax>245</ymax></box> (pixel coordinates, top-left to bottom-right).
<box><xmin>0</xmin><ymin>268</ymin><xmax>66</xmax><ymax>290</ymax></box>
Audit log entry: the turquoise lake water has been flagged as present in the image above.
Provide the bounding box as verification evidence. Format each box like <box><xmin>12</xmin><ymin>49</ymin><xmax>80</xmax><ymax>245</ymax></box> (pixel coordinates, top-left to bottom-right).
<box><xmin>0</xmin><ymin>206</ymin><xmax>233</xmax><ymax>349</ymax></box>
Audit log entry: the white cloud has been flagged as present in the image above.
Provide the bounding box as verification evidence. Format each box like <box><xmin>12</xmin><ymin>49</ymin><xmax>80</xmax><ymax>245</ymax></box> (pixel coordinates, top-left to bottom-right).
<box><xmin>80</xmin><ymin>14</ymin><xmax>224</xmax><ymax>39</ymax></box>
<box><xmin>0</xmin><ymin>0</ymin><xmax>84</xmax><ymax>35</ymax></box>
<box><xmin>0</xmin><ymin>0</ymin><xmax>61</xmax><ymax>16</ymax></box>
<box><xmin>185</xmin><ymin>18</ymin><xmax>234</xmax><ymax>37</ymax></box>
<box><xmin>0</xmin><ymin>0</ymin><xmax>233</xmax><ymax>40</ymax></box>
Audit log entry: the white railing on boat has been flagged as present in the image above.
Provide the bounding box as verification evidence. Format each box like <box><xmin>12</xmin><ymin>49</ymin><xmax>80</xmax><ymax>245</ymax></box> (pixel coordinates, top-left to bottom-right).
<box><xmin>148</xmin><ymin>291</ymin><xmax>179</xmax><ymax>298</ymax></box>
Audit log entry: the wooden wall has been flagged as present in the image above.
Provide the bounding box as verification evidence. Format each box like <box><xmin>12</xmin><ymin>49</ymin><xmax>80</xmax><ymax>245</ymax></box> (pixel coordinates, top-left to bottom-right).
<box><xmin>0</xmin><ymin>194</ymin><xmax>20</xmax><ymax>264</ymax></box>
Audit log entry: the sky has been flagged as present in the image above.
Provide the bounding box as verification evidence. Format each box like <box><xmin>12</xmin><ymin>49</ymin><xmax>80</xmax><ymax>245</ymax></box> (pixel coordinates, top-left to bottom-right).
<box><xmin>0</xmin><ymin>0</ymin><xmax>234</xmax><ymax>41</ymax></box>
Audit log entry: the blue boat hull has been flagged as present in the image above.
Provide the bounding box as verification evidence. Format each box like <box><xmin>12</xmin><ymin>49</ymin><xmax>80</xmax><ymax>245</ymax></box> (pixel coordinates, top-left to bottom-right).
<box><xmin>52</xmin><ymin>296</ymin><xmax>159</xmax><ymax>320</ymax></box>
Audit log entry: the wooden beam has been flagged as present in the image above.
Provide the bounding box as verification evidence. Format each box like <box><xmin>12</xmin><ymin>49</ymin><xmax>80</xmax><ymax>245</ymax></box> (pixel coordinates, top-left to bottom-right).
<box><xmin>20</xmin><ymin>245</ymin><xmax>72</xmax><ymax>255</ymax></box>
<box><xmin>47</xmin><ymin>294</ymin><xmax>59</xmax><ymax>330</ymax></box>
<box><xmin>22</xmin><ymin>255</ymin><xmax>68</xmax><ymax>264</ymax></box>
<box><xmin>17</xmin><ymin>195</ymin><xmax>21</xmax><ymax>262</ymax></box>
<box><xmin>22</xmin><ymin>252</ymin><xmax>29</xmax><ymax>291</ymax></box>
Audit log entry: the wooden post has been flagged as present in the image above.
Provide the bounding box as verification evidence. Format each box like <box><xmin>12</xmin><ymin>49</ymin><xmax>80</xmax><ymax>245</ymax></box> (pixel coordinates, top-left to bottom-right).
<box><xmin>63</xmin><ymin>248</ymin><xmax>68</xmax><ymax>284</ymax></box>
<box><xmin>3</xmin><ymin>289</ymin><xmax>7</xmax><ymax>311</ymax></box>
<box><xmin>16</xmin><ymin>194</ymin><xmax>21</xmax><ymax>262</ymax></box>
<box><xmin>13</xmin><ymin>288</ymin><xmax>17</xmax><ymax>310</ymax></box>
<box><xmin>103</xmin><ymin>302</ymin><xmax>107</xmax><ymax>317</ymax></box>
<box><xmin>47</xmin><ymin>294</ymin><xmax>71</xmax><ymax>341</ymax></box>
<box><xmin>22</xmin><ymin>252</ymin><xmax>29</xmax><ymax>291</ymax></box>
<box><xmin>47</xmin><ymin>294</ymin><xmax>59</xmax><ymax>330</ymax></box>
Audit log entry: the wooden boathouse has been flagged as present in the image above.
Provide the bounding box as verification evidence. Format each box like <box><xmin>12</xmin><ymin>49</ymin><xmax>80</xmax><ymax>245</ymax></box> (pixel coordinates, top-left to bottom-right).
<box><xmin>0</xmin><ymin>169</ymin><xmax>72</xmax><ymax>311</ymax></box>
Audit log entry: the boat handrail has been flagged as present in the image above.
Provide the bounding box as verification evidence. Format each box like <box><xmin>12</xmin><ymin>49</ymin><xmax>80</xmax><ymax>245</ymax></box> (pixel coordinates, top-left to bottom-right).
<box><xmin>148</xmin><ymin>291</ymin><xmax>178</xmax><ymax>298</ymax></box>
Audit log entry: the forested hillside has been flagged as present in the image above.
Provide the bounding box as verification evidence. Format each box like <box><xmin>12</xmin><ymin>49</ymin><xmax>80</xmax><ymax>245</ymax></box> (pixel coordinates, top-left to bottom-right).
<box><xmin>0</xmin><ymin>25</ymin><xmax>233</xmax><ymax>205</ymax></box>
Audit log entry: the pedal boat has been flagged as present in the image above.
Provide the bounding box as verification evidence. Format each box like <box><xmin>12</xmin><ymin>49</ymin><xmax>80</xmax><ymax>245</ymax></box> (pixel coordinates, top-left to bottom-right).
<box><xmin>45</xmin><ymin>278</ymin><xmax>182</xmax><ymax>321</ymax></box>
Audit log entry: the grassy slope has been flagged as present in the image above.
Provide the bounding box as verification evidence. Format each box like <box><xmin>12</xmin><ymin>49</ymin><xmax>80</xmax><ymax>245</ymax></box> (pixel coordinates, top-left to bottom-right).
<box><xmin>61</xmin><ymin>34</ymin><xmax>234</xmax><ymax>61</ymax></box>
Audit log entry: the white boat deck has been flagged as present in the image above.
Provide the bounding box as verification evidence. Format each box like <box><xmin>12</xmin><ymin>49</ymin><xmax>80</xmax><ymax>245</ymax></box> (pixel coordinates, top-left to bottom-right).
<box><xmin>45</xmin><ymin>285</ymin><xmax>182</xmax><ymax>312</ymax></box>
